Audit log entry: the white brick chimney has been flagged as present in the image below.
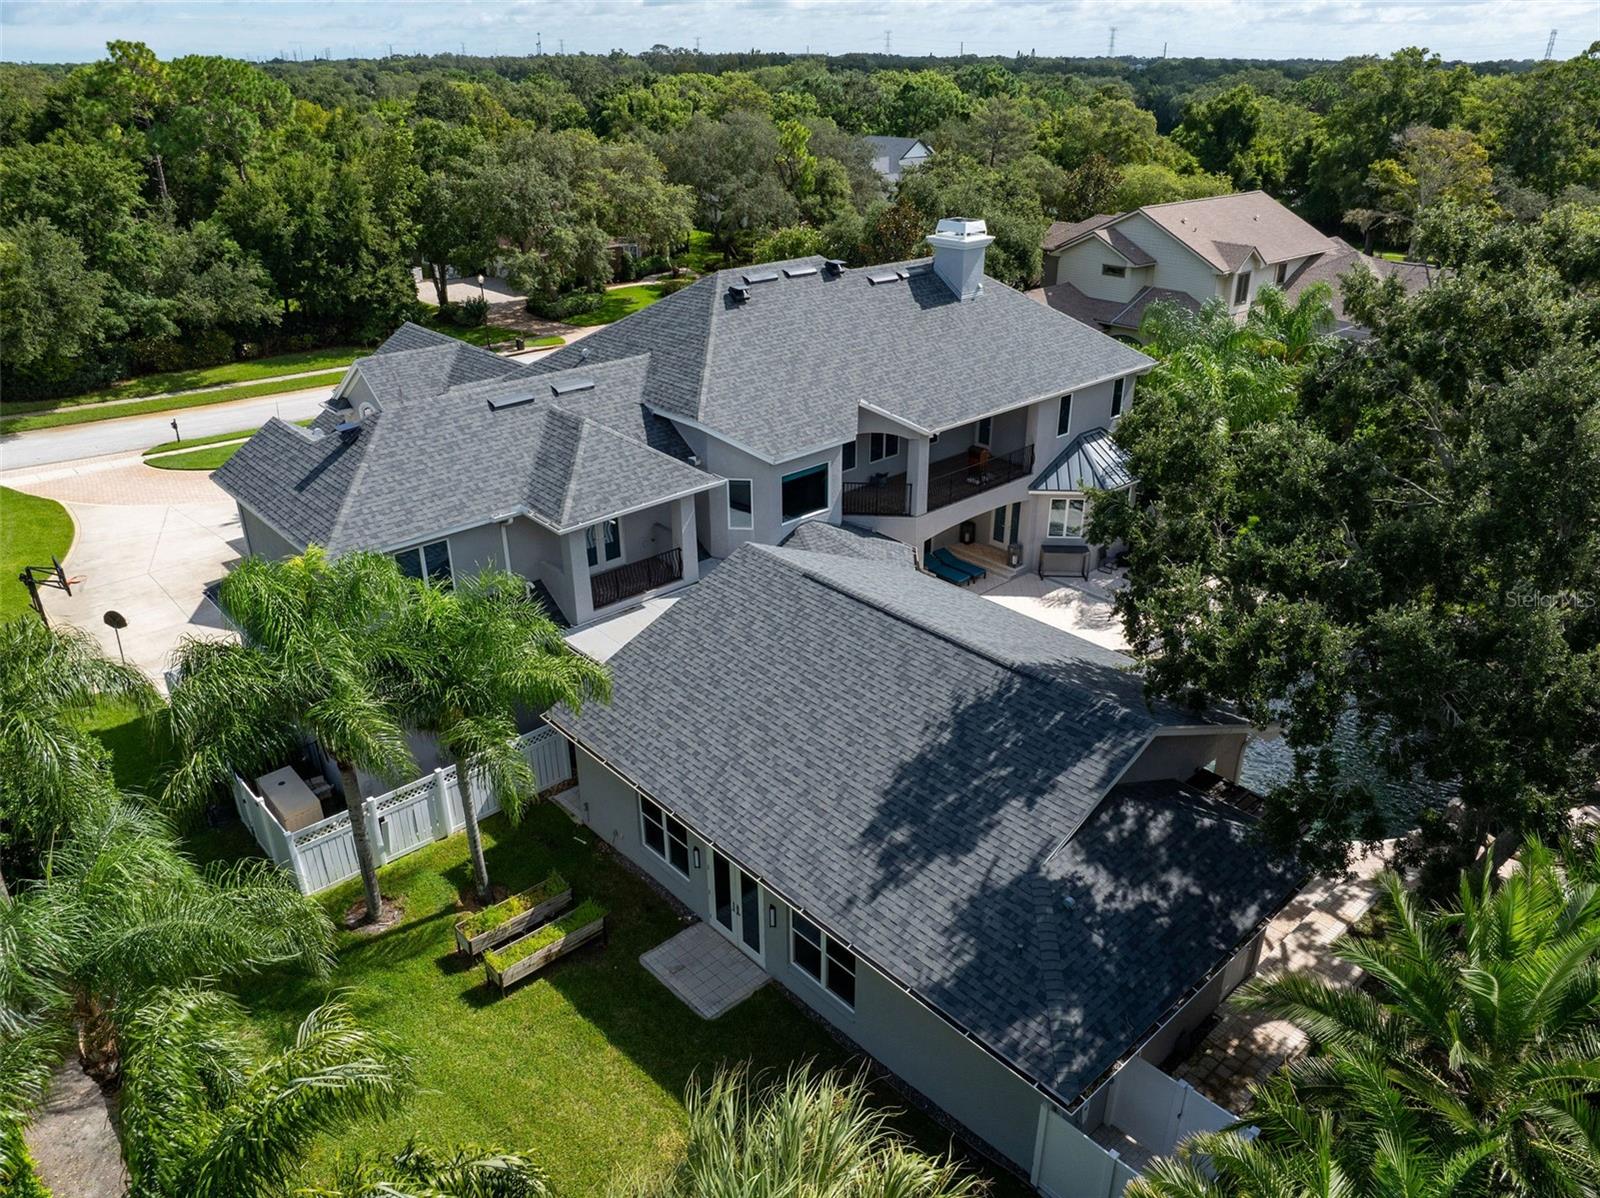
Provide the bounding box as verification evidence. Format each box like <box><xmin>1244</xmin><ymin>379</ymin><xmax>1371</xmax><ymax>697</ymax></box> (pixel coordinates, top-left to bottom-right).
<box><xmin>927</xmin><ymin>217</ymin><xmax>994</xmax><ymax>301</ymax></box>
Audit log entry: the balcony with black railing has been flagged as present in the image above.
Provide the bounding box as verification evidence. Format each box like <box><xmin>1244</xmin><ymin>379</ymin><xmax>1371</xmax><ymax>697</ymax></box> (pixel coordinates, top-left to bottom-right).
<box><xmin>925</xmin><ymin>443</ymin><xmax>1035</xmax><ymax>511</ymax></box>
<box><xmin>589</xmin><ymin>546</ymin><xmax>683</xmax><ymax>610</ymax></box>
<box><xmin>842</xmin><ymin>478</ymin><xmax>914</xmax><ymax>517</ymax></box>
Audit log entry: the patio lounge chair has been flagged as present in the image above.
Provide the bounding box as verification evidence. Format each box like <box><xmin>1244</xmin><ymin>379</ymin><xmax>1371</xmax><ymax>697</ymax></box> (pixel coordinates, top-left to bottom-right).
<box><xmin>931</xmin><ymin>547</ymin><xmax>986</xmax><ymax>582</ymax></box>
<box><xmin>924</xmin><ymin>554</ymin><xmax>971</xmax><ymax>585</ymax></box>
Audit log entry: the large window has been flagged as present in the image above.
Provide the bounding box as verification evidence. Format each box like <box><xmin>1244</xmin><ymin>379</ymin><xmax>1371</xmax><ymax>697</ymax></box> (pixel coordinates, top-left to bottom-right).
<box><xmin>781</xmin><ymin>463</ymin><xmax>829</xmax><ymax>523</ymax></box>
<box><xmin>868</xmin><ymin>432</ymin><xmax>900</xmax><ymax>462</ymax></box>
<box><xmin>1101</xmin><ymin>263</ymin><xmax>1126</xmax><ymax>278</ymax></box>
<box><xmin>639</xmin><ymin>794</ymin><xmax>690</xmax><ymax>877</ymax></box>
<box><xmin>586</xmin><ymin>519</ymin><xmax>622</xmax><ymax>567</ymax></box>
<box><xmin>395</xmin><ymin>540</ymin><xmax>452</xmax><ymax>587</ymax></box>
<box><xmin>1274</xmin><ymin>261</ymin><xmax>1288</xmax><ymax>285</ymax></box>
<box><xmin>1111</xmin><ymin>377</ymin><xmax>1126</xmax><ymax>418</ymax></box>
<box><xmin>1233</xmin><ymin>272</ymin><xmax>1251</xmax><ymax>305</ymax></box>
<box><xmin>1056</xmin><ymin>393</ymin><xmax>1073</xmax><ymax>438</ymax></box>
<box><xmin>1048</xmin><ymin>497</ymin><xmax>1086</xmax><ymax>537</ymax></box>
<box><xmin>791</xmin><ymin>911</ymin><xmax>857</xmax><ymax>1008</ymax></box>
<box><xmin>842</xmin><ymin>440</ymin><xmax>857</xmax><ymax>472</ymax></box>
<box><xmin>727</xmin><ymin>479</ymin><xmax>753</xmax><ymax>530</ymax></box>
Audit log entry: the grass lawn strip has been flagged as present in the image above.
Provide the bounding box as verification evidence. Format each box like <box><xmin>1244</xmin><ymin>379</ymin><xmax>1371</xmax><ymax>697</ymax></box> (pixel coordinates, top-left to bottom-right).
<box><xmin>142</xmin><ymin>417</ymin><xmax>315</xmax><ymax>457</ymax></box>
<box><xmin>457</xmin><ymin>871</ymin><xmax>567</xmax><ymax>940</ymax></box>
<box><xmin>564</xmin><ymin>283</ymin><xmax>671</xmax><ymax>327</ymax></box>
<box><xmin>144</xmin><ymin>444</ymin><xmax>246</xmax><ymax>471</ymax></box>
<box><xmin>0</xmin><ymin>487</ymin><xmax>75</xmax><ymax>621</ymax></box>
<box><xmin>1</xmin><ymin>372</ymin><xmax>348</xmax><ymax>435</ymax></box>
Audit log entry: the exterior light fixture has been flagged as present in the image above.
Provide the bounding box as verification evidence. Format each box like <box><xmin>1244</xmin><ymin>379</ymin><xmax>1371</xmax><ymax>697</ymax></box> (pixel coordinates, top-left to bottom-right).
<box><xmin>768</xmin><ymin>904</ymin><xmax>777</xmax><ymax>928</ymax></box>
<box><xmin>691</xmin><ymin>846</ymin><xmax>702</xmax><ymax>870</ymax></box>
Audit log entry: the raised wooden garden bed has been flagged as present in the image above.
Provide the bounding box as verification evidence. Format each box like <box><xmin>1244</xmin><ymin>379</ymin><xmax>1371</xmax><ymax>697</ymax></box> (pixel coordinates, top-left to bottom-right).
<box><xmin>483</xmin><ymin>899</ymin><xmax>608</xmax><ymax>990</ymax></box>
<box><xmin>453</xmin><ymin>870</ymin><xmax>570</xmax><ymax>957</ymax></box>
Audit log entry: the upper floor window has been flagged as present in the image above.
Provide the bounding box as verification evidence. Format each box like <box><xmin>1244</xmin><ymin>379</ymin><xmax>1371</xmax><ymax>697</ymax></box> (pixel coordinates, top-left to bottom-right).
<box><xmin>395</xmin><ymin>539</ymin><xmax>451</xmax><ymax>587</ymax></box>
<box><xmin>781</xmin><ymin>463</ymin><xmax>829</xmax><ymax>523</ymax></box>
<box><xmin>842</xmin><ymin>440</ymin><xmax>857</xmax><ymax>472</ymax></box>
<box><xmin>727</xmin><ymin>480</ymin><xmax>753</xmax><ymax>530</ymax></box>
<box><xmin>868</xmin><ymin>432</ymin><xmax>900</xmax><ymax>462</ymax></box>
<box><xmin>1274</xmin><ymin>261</ymin><xmax>1288</xmax><ymax>285</ymax></box>
<box><xmin>792</xmin><ymin>910</ymin><xmax>856</xmax><ymax>1008</ymax></box>
<box><xmin>586</xmin><ymin>519</ymin><xmax>621</xmax><ymax>567</ymax></box>
<box><xmin>1111</xmin><ymin>377</ymin><xmax>1126</xmax><ymax>418</ymax></box>
<box><xmin>1101</xmin><ymin>263</ymin><xmax>1126</xmax><ymax>278</ymax></box>
<box><xmin>639</xmin><ymin>794</ymin><xmax>690</xmax><ymax>877</ymax></box>
<box><xmin>975</xmin><ymin>416</ymin><xmax>992</xmax><ymax>446</ymax></box>
<box><xmin>1056</xmin><ymin>393</ymin><xmax>1073</xmax><ymax>438</ymax></box>
<box><xmin>1233</xmin><ymin>272</ymin><xmax>1252</xmax><ymax>305</ymax></box>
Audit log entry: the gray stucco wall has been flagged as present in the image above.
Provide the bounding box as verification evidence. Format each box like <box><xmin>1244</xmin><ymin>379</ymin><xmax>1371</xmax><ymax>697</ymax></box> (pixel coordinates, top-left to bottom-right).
<box><xmin>237</xmin><ymin>503</ymin><xmax>301</xmax><ymax>560</ymax></box>
<box><xmin>676</xmin><ymin>426</ymin><xmax>843</xmax><ymax>558</ymax></box>
<box><xmin>1118</xmin><ymin>730</ymin><xmax>1249</xmax><ymax>786</ymax></box>
<box><xmin>572</xmin><ymin>746</ymin><xmax>1048</xmax><ymax>1172</ymax></box>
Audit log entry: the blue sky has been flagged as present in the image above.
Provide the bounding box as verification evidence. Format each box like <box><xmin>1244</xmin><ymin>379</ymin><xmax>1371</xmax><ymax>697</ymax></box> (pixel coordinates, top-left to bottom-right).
<box><xmin>2</xmin><ymin>1</ymin><xmax>1595</xmax><ymax>64</ymax></box>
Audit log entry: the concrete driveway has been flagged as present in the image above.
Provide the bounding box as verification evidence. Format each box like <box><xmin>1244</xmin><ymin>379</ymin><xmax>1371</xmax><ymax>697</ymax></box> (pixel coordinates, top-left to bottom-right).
<box><xmin>5</xmin><ymin>456</ymin><xmax>240</xmax><ymax>686</ymax></box>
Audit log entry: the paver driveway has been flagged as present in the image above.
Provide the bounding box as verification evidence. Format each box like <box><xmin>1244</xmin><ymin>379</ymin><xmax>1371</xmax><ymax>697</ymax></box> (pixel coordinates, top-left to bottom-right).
<box><xmin>4</xmin><ymin>455</ymin><xmax>240</xmax><ymax>686</ymax></box>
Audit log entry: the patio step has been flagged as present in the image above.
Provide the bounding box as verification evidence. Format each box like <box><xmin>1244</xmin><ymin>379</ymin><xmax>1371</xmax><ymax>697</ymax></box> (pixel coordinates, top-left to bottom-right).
<box><xmin>947</xmin><ymin>544</ymin><xmax>1025</xmax><ymax>586</ymax></box>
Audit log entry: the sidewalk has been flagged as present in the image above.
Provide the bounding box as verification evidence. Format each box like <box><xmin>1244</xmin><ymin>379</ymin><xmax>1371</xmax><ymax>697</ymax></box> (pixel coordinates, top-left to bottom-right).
<box><xmin>16</xmin><ymin>364</ymin><xmax>350</xmax><ymax>414</ymax></box>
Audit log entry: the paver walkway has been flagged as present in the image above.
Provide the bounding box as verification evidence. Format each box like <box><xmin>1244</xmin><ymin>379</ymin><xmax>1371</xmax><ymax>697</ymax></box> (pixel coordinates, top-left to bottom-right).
<box><xmin>1172</xmin><ymin>843</ymin><xmax>1390</xmax><ymax>1112</ymax></box>
<box><xmin>641</xmin><ymin>922</ymin><xmax>768</xmax><ymax>1018</ymax></box>
<box><xmin>25</xmin><ymin>1061</ymin><xmax>127</xmax><ymax>1198</ymax></box>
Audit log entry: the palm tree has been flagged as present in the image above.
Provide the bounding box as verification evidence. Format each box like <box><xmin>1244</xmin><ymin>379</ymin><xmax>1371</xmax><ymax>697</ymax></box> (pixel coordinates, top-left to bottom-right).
<box><xmin>635</xmin><ymin>1065</ymin><xmax>984</xmax><ymax>1197</ymax></box>
<box><xmin>118</xmin><ymin>988</ymin><xmax>414</xmax><ymax>1198</ymax></box>
<box><xmin>0</xmin><ymin>617</ymin><xmax>158</xmax><ymax>900</ymax></box>
<box><xmin>1245</xmin><ymin>281</ymin><xmax>1338</xmax><ymax>364</ymax></box>
<box><xmin>315</xmin><ymin>1141</ymin><xmax>549</xmax><ymax>1197</ymax></box>
<box><xmin>386</xmin><ymin>570</ymin><xmax>610</xmax><ymax>900</ymax></box>
<box><xmin>1233</xmin><ymin>844</ymin><xmax>1600</xmax><ymax>1197</ymax></box>
<box><xmin>167</xmin><ymin>548</ymin><xmax>417</xmax><ymax>924</ymax></box>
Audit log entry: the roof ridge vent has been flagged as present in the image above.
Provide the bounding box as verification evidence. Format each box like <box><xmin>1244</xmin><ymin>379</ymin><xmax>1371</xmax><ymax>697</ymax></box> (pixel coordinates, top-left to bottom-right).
<box><xmin>727</xmin><ymin>283</ymin><xmax>751</xmax><ymax>303</ymax></box>
<box><xmin>550</xmin><ymin>377</ymin><xmax>595</xmax><ymax>396</ymax></box>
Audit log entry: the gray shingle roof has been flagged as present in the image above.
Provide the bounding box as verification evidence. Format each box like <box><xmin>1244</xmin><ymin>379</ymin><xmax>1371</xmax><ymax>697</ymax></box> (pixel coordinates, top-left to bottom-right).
<box><xmin>371</xmin><ymin>321</ymin><xmax>460</xmax><ymax>355</ymax></box>
<box><xmin>215</xmin><ymin>350</ymin><xmax>716</xmax><ymax>551</ymax></box>
<box><xmin>1031</xmin><ymin>427</ymin><xmax>1135</xmax><ymax>493</ymax></box>
<box><xmin>779</xmin><ymin>518</ymin><xmax>919</xmax><ymax>566</ymax></box>
<box><xmin>548</xmin><ymin>543</ymin><xmax>1280</xmax><ymax>1107</ymax></box>
<box><xmin>863</xmin><ymin>135</ymin><xmax>928</xmax><ymax>180</ymax></box>
<box><xmin>534</xmin><ymin>259</ymin><xmax>1153</xmax><ymax>461</ymax></box>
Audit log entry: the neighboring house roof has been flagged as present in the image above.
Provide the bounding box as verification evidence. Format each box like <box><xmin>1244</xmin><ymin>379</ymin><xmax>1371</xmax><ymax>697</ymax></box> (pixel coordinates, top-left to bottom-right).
<box><xmin>1031</xmin><ymin>427</ymin><xmax>1135</xmax><ymax>493</ymax></box>
<box><xmin>1133</xmin><ymin>191</ymin><xmax>1334</xmax><ymax>272</ymax></box>
<box><xmin>863</xmin><ymin>135</ymin><xmax>929</xmax><ymax>181</ymax></box>
<box><xmin>1100</xmin><ymin>226</ymin><xmax>1157</xmax><ymax>266</ymax></box>
<box><xmin>779</xmin><ymin>518</ymin><xmax>919</xmax><ymax>566</ymax></box>
<box><xmin>215</xmin><ymin>327</ymin><xmax>718</xmax><ymax>550</ymax></box>
<box><xmin>533</xmin><ymin>258</ymin><xmax>1153</xmax><ymax>462</ymax></box>
<box><xmin>1282</xmin><ymin>236</ymin><xmax>1438</xmax><ymax>333</ymax></box>
<box><xmin>549</xmin><ymin>542</ymin><xmax>1292</xmax><ymax>1110</ymax></box>
<box><xmin>1043</xmin><ymin>214</ymin><xmax>1119</xmax><ymax>253</ymax></box>
<box><xmin>1030</xmin><ymin>283</ymin><xmax>1200</xmax><ymax>333</ymax></box>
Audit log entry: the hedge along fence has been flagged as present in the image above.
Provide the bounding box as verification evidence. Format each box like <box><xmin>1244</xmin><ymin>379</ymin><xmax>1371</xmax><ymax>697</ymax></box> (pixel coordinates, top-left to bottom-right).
<box><xmin>454</xmin><ymin>871</ymin><xmax>571</xmax><ymax>957</ymax></box>
<box><xmin>484</xmin><ymin>899</ymin><xmax>608</xmax><ymax>990</ymax></box>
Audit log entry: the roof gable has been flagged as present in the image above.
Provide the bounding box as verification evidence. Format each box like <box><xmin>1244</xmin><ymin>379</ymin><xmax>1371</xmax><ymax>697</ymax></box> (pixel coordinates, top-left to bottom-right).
<box><xmin>1135</xmin><ymin>192</ymin><xmax>1333</xmax><ymax>272</ymax></box>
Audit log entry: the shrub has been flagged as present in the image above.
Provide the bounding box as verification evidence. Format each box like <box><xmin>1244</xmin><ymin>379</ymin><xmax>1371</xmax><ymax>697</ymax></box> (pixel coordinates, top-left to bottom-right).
<box><xmin>484</xmin><ymin>898</ymin><xmax>607</xmax><ymax>972</ymax></box>
<box><xmin>452</xmin><ymin>296</ymin><xmax>490</xmax><ymax>327</ymax></box>
<box><xmin>635</xmin><ymin>253</ymin><xmax>672</xmax><ymax>277</ymax></box>
<box><xmin>127</xmin><ymin>328</ymin><xmax>236</xmax><ymax>374</ymax></box>
<box><xmin>654</xmin><ymin>278</ymin><xmax>694</xmax><ymax>296</ymax></box>
<box><xmin>456</xmin><ymin>870</ymin><xmax>566</xmax><ymax>938</ymax></box>
<box><xmin>525</xmin><ymin>291</ymin><xmax>605</xmax><ymax>321</ymax></box>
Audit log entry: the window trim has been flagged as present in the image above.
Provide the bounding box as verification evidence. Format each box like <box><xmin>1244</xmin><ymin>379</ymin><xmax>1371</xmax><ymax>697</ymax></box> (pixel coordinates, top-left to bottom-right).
<box><xmin>1233</xmin><ymin>271</ymin><xmax>1252</xmax><ymax>305</ymax></box>
<box><xmin>1056</xmin><ymin>393</ymin><xmax>1073</xmax><ymax>438</ymax></box>
<box><xmin>394</xmin><ymin>539</ymin><xmax>454</xmax><ymax>588</ymax></box>
<box><xmin>727</xmin><ymin>479</ymin><xmax>754</xmax><ymax>530</ymax></box>
<box><xmin>790</xmin><ymin>909</ymin><xmax>856</xmax><ymax>1011</ymax></box>
<box><xmin>638</xmin><ymin>793</ymin><xmax>690</xmax><ymax>878</ymax></box>
<box><xmin>868</xmin><ymin>432</ymin><xmax>901</xmax><ymax>463</ymax></box>
<box><xmin>975</xmin><ymin>416</ymin><xmax>992</xmax><ymax>446</ymax></box>
<box><xmin>1101</xmin><ymin>263</ymin><xmax>1126</xmax><ymax>278</ymax></box>
<box><xmin>1110</xmin><ymin>377</ymin><xmax>1126</xmax><ymax>418</ymax></box>
<box><xmin>1049</xmin><ymin>496</ymin><xmax>1086</xmax><ymax>537</ymax></box>
<box><xmin>586</xmin><ymin>518</ymin><xmax>623</xmax><ymax>569</ymax></box>
<box><xmin>1274</xmin><ymin>261</ymin><xmax>1288</xmax><ymax>286</ymax></box>
<box><xmin>780</xmin><ymin>462</ymin><xmax>831</xmax><ymax>525</ymax></box>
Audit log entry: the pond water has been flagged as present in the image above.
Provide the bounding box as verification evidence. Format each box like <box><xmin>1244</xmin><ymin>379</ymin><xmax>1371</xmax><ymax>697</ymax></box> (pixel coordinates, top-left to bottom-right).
<box><xmin>1238</xmin><ymin>707</ymin><xmax>1457</xmax><ymax>836</ymax></box>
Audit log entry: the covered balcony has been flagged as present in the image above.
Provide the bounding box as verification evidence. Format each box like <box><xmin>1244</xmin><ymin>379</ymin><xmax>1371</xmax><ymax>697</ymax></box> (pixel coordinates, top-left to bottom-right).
<box><xmin>843</xmin><ymin>443</ymin><xmax>1036</xmax><ymax>518</ymax></box>
<box><xmin>589</xmin><ymin>546</ymin><xmax>684</xmax><ymax>609</ymax></box>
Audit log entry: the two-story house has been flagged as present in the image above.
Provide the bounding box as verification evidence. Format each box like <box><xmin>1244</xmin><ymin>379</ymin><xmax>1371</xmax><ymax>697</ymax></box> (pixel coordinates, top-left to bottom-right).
<box><xmin>215</xmin><ymin>218</ymin><xmax>1153</xmax><ymax>622</ymax></box>
<box><xmin>863</xmin><ymin>134</ymin><xmax>933</xmax><ymax>182</ymax></box>
<box><xmin>1035</xmin><ymin>190</ymin><xmax>1436</xmax><ymax>338</ymax></box>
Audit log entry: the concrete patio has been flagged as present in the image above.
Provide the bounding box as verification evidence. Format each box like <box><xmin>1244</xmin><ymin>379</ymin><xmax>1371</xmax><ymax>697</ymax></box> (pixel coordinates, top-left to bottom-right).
<box><xmin>640</xmin><ymin>922</ymin><xmax>768</xmax><ymax>1019</ymax></box>
<box><xmin>976</xmin><ymin>564</ymin><xmax>1130</xmax><ymax>651</ymax></box>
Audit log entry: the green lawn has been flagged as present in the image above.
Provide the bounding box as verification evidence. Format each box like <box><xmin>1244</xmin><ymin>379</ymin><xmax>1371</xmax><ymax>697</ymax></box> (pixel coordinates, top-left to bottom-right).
<box><xmin>142</xmin><ymin>417</ymin><xmax>315</xmax><ymax>457</ymax></box>
<box><xmin>145</xmin><ymin>443</ymin><xmax>244</xmax><ymax>471</ymax></box>
<box><xmin>421</xmin><ymin>314</ymin><xmax>564</xmax><ymax>350</ymax></box>
<box><xmin>565</xmin><ymin>283</ymin><xmax>673</xmax><ymax>327</ymax></box>
<box><xmin>1</xmin><ymin>371</ymin><xmax>349</xmax><ymax>435</ymax></box>
<box><xmin>0</xmin><ymin>487</ymin><xmax>74</xmax><ymax>621</ymax></box>
<box><xmin>2</xmin><ymin>347</ymin><xmax>362</xmax><ymax>416</ymax></box>
<box><xmin>679</xmin><ymin>230</ymin><xmax>726</xmax><ymax>274</ymax></box>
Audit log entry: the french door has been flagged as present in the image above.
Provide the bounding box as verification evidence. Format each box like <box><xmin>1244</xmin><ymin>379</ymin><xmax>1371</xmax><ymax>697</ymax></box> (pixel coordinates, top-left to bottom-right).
<box><xmin>710</xmin><ymin>849</ymin><xmax>763</xmax><ymax>961</ymax></box>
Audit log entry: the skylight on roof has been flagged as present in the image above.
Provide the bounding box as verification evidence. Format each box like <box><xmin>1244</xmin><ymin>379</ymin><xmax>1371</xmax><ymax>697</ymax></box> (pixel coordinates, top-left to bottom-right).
<box><xmin>782</xmin><ymin>266</ymin><xmax>818</xmax><ymax>278</ymax></box>
<box><xmin>742</xmin><ymin>271</ymin><xmax>780</xmax><ymax>284</ymax></box>
<box><xmin>550</xmin><ymin>378</ymin><xmax>595</xmax><ymax>396</ymax></box>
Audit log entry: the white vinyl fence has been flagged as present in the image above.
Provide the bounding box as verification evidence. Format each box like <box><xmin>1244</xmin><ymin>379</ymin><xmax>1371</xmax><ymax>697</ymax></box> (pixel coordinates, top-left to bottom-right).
<box><xmin>231</xmin><ymin>725</ymin><xmax>575</xmax><ymax>894</ymax></box>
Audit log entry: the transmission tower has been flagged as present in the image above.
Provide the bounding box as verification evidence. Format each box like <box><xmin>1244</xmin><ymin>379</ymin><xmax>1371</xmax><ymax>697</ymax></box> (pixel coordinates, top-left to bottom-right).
<box><xmin>884</xmin><ymin>30</ymin><xmax>892</xmax><ymax>54</ymax></box>
<box><xmin>1108</xmin><ymin>26</ymin><xmax>1117</xmax><ymax>57</ymax></box>
<box><xmin>1544</xmin><ymin>29</ymin><xmax>1558</xmax><ymax>59</ymax></box>
<box><xmin>535</xmin><ymin>31</ymin><xmax>542</xmax><ymax>56</ymax></box>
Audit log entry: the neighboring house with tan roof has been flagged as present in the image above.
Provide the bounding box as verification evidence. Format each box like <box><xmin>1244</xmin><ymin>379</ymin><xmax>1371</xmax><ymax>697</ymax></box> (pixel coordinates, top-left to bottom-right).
<box><xmin>1035</xmin><ymin>191</ymin><xmax>1437</xmax><ymax>338</ymax></box>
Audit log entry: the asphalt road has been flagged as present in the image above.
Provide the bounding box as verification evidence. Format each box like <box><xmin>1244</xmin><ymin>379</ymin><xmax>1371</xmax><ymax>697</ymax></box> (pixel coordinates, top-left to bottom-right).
<box><xmin>0</xmin><ymin>383</ymin><xmax>337</xmax><ymax>471</ymax></box>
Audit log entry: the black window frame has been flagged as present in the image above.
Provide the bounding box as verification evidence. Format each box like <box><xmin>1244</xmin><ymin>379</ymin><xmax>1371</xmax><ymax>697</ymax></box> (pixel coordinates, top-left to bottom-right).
<box><xmin>639</xmin><ymin>794</ymin><xmax>690</xmax><ymax>878</ymax></box>
<box><xmin>1111</xmin><ymin>377</ymin><xmax>1125</xmax><ymax>417</ymax></box>
<box><xmin>1056</xmin><ymin>393</ymin><xmax>1073</xmax><ymax>438</ymax></box>
<box><xmin>868</xmin><ymin>432</ymin><xmax>901</xmax><ymax>463</ymax></box>
<box><xmin>975</xmin><ymin>416</ymin><xmax>992</xmax><ymax>445</ymax></box>
<box><xmin>781</xmin><ymin>462</ymin><xmax>830</xmax><ymax>523</ymax></box>
<box><xmin>1101</xmin><ymin>263</ymin><xmax>1126</xmax><ymax>278</ymax></box>
<box><xmin>842</xmin><ymin>440</ymin><xmax>857</xmax><ymax>472</ymax></box>
<box><xmin>394</xmin><ymin>539</ymin><xmax>452</xmax><ymax>587</ymax></box>
<box><xmin>1233</xmin><ymin>271</ymin><xmax>1251</xmax><ymax>305</ymax></box>
<box><xmin>790</xmin><ymin>910</ymin><xmax>856</xmax><ymax>1009</ymax></box>
<box><xmin>1274</xmin><ymin>261</ymin><xmax>1288</xmax><ymax>285</ymax></box>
